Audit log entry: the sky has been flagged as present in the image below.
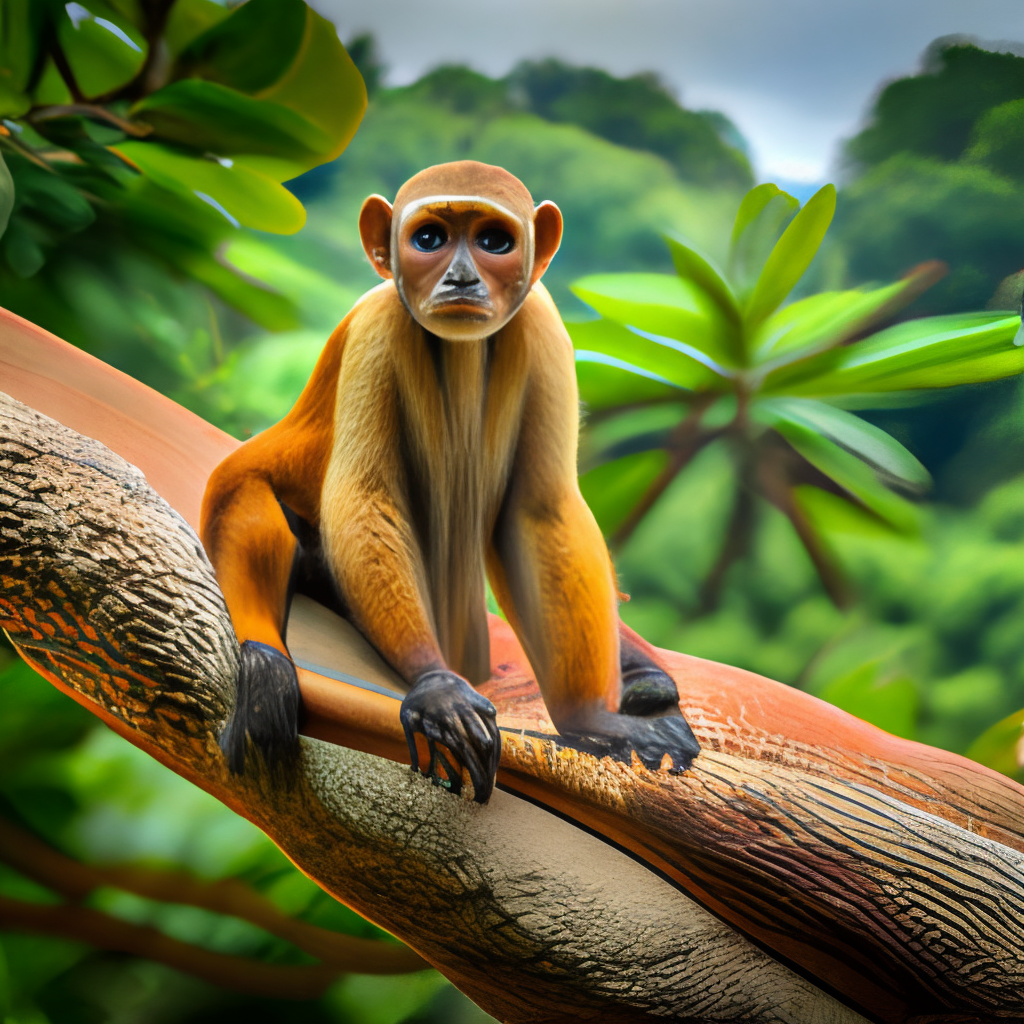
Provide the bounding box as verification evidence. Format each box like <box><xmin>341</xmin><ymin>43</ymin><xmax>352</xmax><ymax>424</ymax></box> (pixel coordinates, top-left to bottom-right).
<box><xmin>310</xmin><ymin>0</ymin><xmax>1024</xmax><ymax>184</ymax></box>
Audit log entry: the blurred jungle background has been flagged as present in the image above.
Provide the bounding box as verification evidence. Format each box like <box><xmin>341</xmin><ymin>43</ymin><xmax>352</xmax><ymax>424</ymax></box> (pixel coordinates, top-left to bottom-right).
<box><xmin>2</xmin><ymin>0</ymin><xmax>1024</xmax><ymax>1021</ymax></box>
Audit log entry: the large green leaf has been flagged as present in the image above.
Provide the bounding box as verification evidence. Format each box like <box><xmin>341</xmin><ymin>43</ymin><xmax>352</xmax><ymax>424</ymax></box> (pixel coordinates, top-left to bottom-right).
<box><xmin>728</xmin><ymin>184</ymin><xmax>798</xmax><ymax>298</ymax></box>
<box><xmin>113</xmin><ymin>141</ymin><xmax>305</xmax><ymax>233</ymax></box>
<box><xmin>0</xmin><ymin>152</ymin><xmax>13</xmax><ymax>240</ymax></box>
<box><xmin>772</xmin><ymin>417</ymin><xmax>920</xmax><ymax>532</ymax></box>
<box><xmin>818</xmin><ymin>661</ymin><xmax>919</xmax><ymax>739</ymax></box>
<box><xmin>566</xmin><ymin>317</ymin><xmax>722</xmax><ymax>391</ymax></box>
<box><xmin>163</xmin><ymin>0</ymin><xmax>232</xmax><ymax>58</ymax></box>
<box><xmin>133</xmin><ymin>80</ymin><xmax>332</xmax><ymax>169</ymax></box>
<box><xmin>575</xmin><ymin>352</ymin><xmax>687</xmax><ymax>414</ymax></box>
<box><xmin>744</xmin><ymin>184</ymin><xmax>836</xmax><ymax>332</ymax></box>
<box><xmin>751</xmin><ymin>262</ymin><xmax>943</xmax><ymax>369</ymax></box>
<box><xmin>0</xmin><ymin>0</ymin><xmax>46</xmax><ymax>108</ymax></box>
<box><xmin>57</xmin><ymin>0</ymin><xmax>148</xmax><ymax>99</ymax></box>
<box><xmin>177</xmin><ymin>0</ymin><xmax>308</xmax><ymax>93</ymax></box>
<box><xmin>663</xmin><ymin>234</ymin><xmax>740</xmax><ymax>329</ymax></box>
<box><xmin>579</xmin><ymin>449</ymin><xmax>669</xmax><ymax>538</ymax></box>
<box><xmin>175</xmin><ymin>0</ymin><xmax>365</xmax><ymax>178</ymax></box>
<box><xmin>965</xmin><ymin>708</ymin><xmax>1024</xmax><ymax>781</ymax></box>
<box><xmin>767</xmin><ymin>311</ymin><xmax>1024</xmax><ymax>395</ymax></box>
<box><xmin>580</xmin><ymin>404</ymin><xmax>686</xmax><ymax>472</ymax></box>
<box><xmin>571</xmin><ymin>273</ymin><xmax>738</xmax><ymax>369</ymax></box>
<box><xmin>756</xmin><ymin>397</ymin><xmax>930</xmax><ymax>491</ymax></box>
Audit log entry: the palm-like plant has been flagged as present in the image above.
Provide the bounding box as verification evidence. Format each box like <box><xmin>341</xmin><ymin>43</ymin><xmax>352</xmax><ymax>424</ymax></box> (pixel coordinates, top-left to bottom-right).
<box><xmin>568</xmin><ymin>183</ymin><xmax>1024</xmax><ymax>607</ymax></box>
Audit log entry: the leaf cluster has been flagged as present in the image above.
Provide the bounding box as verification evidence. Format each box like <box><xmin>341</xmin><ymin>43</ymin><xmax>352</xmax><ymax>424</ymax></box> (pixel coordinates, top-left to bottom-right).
<box><xmin>0</xmin><ymin>0</ymin><xmax>365</xmax><ymax>327</ymax></box>
<box><xmin>571</xmin><ymin>182</ymin><xmax>1024</xmax><ymax>605</ymax></box>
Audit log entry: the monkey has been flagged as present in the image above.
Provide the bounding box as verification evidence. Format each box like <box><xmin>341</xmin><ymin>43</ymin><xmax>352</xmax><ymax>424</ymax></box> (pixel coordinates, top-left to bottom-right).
<box><xmin>200</xmin><ymin>160</ymin><xmax>700</xmax><ymax>802</ymax></box>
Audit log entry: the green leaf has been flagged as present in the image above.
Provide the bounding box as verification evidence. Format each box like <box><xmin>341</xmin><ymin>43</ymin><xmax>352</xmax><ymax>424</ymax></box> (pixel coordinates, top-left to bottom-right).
<box><xmin>0</xmin><ymin>0</ymin><xmax>46</xmax><ymax>100</ymax></box>
<box><xmin>579</xmin><ymin>449</ymin><xmax>669</xmax><ymax>539</ymax></box>
<box><xmin>818</xmin><ymin>662</ymin><xmax>918</xmax><ymax>739</ymax></box>
<box><xmin>730</xmin><ymin>183</ymin><xmax>788</xmax><ymax>250</ymax></box>
<box><xmin>768</xmin><ymin>311</ymin><xmax>1024</xmax><ymax>395</ymax></box>
<box><xmin>174</xmin><ymin>0</ymin><xmax>365</xmax><ymax>178</ymax></box>
<box><xmin>751</xmin><ymin>262</ymin><xmax>943</xmax><ymax>368</ymax></box>
<box><xmin>1</xmin><ymin>218</ymin><xmax>46</xmax><ymax>277</ymax></box>
<box><xmin>580</xmin><ymin>404</ymin><xmax>686</xmax><ymax>472</ymax></box>
<box><xmin>113</xmin><ymin>141</ymin><xmax>305</xmax><ymax>233</ymax></box>
<box><xmin>566</xmin><ymin>317</ymin><xmax>722</xmax><ymax>391</ymax></box>
<box><xmin>756</xmin><ymin>397</ymin><xmax>931</xmax><ymax>491</ymax></box>
<box><xmin>176</xmin><ymin>0</ymin><xmax>308</xmax><ymax>93</ymax></box>
<box><xmin>57</xmin><ymin>0</ymin><xmax>148</xmax><ymax>99</ymax></box>
<box><xmin>133</xmin><ymin>80</ymin><xmax>333</xmax><ymax>170</ymax></box>
<box><xmin>745</xmin><ymin>184</ymin><xmax>836</xmax><ymax>331</ymax></box>
<box><xmin>163</xmin><ymin>0</ymin><xmax>232</xmax><ymax>58</ymax></box>
<box><xmin>0</xmin><ymin>152</ymin><xmax>13</xmax><ymax>240</ymax></box>
<box><xmin>772</xmin><ymin>416</ymin><xmax>920</xmax><ymax>532</ymax></box>
<box><xmin>575</xmin><ymin>351</ymin><xmax>687</xmax><ymax>414</ymax></box>
<box><xmin>727</xmin><ymin>184</ymin><xmax>798</xmax><ymax>297</ymax></box>
<box><xmin>571</xmin><ymin>273</ymin><xmax>738</xmax><ymax>369</ymax></box>
<box><xmin>965</xmin><ymin>708</ymin><xmax>1024</xmax><ymax>781</ymax></box>
<box><xmin>663</xmin><ymin>234</ymin><xmax>740</xmax><ymax>327</ymax></box>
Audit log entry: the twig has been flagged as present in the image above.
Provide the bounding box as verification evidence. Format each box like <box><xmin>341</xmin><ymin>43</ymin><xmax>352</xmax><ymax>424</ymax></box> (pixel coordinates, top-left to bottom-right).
<box><xmin>0</xmin><ymin>895</ymin><xmax>340</xmax><ymax>1000</ymax></box>
<box><xmin>28</xmin><ymin>104</ymin><xmax>152</xmax><ymax>137</ymax></box>
<box><xmin>0</xmin><ymin>818</ymin><xmax>426</xmax><ymax>975</ymax></box>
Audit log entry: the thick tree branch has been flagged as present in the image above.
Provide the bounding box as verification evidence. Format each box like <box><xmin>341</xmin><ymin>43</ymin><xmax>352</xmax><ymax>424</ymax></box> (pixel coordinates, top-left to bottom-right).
<box><xmin>2</xmin><ymin>334</ymin><xmax>1024</xmax><ymax>1024</ymax></box>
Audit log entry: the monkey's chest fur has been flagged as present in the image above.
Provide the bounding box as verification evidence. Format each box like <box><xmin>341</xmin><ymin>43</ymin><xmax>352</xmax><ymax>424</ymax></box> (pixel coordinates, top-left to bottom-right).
<box><xmin>394</xmin><ymin>332</ymin><xmax>526</xmax><ymax>683</ymax></box>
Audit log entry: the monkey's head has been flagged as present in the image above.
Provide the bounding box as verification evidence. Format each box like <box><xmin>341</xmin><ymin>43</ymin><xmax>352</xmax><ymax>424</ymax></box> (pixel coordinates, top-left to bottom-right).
<box><xmin>359</xmin><ymin>161</ymin><xmax>563</xmax><ymax>342</ymax></box>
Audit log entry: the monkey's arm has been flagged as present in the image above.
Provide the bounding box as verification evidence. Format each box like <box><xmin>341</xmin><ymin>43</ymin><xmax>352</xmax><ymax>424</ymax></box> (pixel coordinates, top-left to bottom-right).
<box><xmin>200</xmin><ymin>440</ymin><xmax>307</xmax><ymax>772</ymax></box>
<box><xmin>490</xmin><ymin>296</ymin><xmax>699</xmax><ymax>770</ymax></box>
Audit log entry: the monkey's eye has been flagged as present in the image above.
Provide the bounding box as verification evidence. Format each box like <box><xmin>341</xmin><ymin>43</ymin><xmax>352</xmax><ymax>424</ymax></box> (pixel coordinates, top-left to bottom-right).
<box><xmin>410</xmin><ymin>225</ymin><xmax>447</xmax><ymax>252</ymax></box>
<box><xmin>476</xmin><ymin>228</ymin><xmax>515</xmax><ymax>255</ymax></box>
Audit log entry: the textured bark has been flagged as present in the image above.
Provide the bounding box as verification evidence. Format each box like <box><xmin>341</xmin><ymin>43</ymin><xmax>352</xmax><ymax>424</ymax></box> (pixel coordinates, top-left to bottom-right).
<box><xmin>0</xmin><ymin>391</ymin><xmax>864</xmax><ymax>1024</ymax></box>
<box><xmin>3</xmin><ymin>306</ymin><xmax>1024</xmax><ymax>1024</ymax></box>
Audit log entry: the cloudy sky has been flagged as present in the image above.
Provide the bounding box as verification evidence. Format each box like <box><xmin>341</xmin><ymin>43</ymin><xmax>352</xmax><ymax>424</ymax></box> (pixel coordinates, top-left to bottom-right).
<box><xmin>311</xmin><ymin>0</ymin><xmax>1024</xmax><ymax>183</ymax></box>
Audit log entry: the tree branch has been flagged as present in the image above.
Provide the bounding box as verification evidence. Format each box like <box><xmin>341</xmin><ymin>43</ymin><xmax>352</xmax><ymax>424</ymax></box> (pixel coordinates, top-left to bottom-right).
<box><xmin>0</xmin><ymin>818</ymin><xmax>426</xmax><ymax>975</ymax></box>
<box><xmin>3</xmin><ymin>357</ymin><xmax>1024</xmax><ymax>1024</ymax></box>
<box><xmin>0</xmin><ymin>896</ymin><xmax>340</xmax><ymax>1000</ymax></box>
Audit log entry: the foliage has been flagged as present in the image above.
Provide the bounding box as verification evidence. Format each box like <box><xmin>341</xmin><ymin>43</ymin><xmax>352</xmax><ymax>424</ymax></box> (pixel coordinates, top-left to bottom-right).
<box><xmin>616</xmin><ymin>465</ymin><xmax>1024</xmax><ymax>782</ymax></box>
<box><xmin>0</xmin><ymin>0</ymin><xmax>364</xmax><ymax>410</ymax></box>
<box><xmin>570</xmin><ymin>181</ymin><xmax>1024</xmax><ymax>607</ymax></box>
<box><xmin>845</xmin><ymin>42</ymin><xmax>1024</xmax><ymax>168</ymax></box>
<box><xmin>505</xmin><ymin>60</ymin><xmax>753</xmax><ymax>190</ymax></box>
<box><xmin>284</xmin><ymin>78</ymin><xmax>748</xmax><ymax>324</ymax></box>
<box><xmin>836</xmin><ymin>42</ymin><xmax>1024</xmax><ymax>314</ymax></box>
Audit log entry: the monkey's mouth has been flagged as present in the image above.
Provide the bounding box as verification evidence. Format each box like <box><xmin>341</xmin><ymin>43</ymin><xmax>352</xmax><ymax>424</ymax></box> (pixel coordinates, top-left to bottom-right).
<box><xmin>428</xmin><ymin>290</ymin><xmax>494</xmax><ymax>320</ymax></box>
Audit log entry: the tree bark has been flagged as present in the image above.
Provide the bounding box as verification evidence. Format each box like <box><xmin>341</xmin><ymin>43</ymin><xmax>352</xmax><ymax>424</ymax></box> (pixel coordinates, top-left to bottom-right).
<box><xmin>3</xmin><ymin>308</ymin><xmax>1024</xmax><ymax>1024</ymax></box>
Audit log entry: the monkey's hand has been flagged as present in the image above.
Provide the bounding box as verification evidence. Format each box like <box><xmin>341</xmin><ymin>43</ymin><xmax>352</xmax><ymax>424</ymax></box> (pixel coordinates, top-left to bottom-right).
<box><xmin>400</xmin><ymin>670</ymin><xmax>501</xmax><ymax>803</ymax></box>
<box><xmin>220</xmin><ymin>641</ymin><xmax>302</xmax><ymax>778</ymax></box>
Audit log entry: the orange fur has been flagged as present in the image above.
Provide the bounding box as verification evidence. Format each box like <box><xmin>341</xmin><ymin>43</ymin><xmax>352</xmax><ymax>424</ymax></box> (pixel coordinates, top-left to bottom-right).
<box><xmin>200</xmin><ymin>163</ymin><xmax>622</xmax><ymax>739</ymax></box>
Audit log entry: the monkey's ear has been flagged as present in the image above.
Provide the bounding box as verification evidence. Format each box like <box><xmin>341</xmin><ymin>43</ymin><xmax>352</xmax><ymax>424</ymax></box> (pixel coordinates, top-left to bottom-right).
<box><xmin>531</xmin><ymin>201</ymin><xmax>563</xmax><ymax>285</ymax></box>
<box><xmin>359</xmin><ymin>195</ymin><xmax>394</xmax><ymax>279</ymax></box>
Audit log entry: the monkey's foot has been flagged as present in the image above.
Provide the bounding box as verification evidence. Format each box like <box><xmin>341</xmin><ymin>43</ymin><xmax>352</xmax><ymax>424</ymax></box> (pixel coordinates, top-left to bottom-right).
<box><xmin>220</xmin><ymin>641</ymin><xmax>302</xmax><ymax>778</ymax></box>
<box><xmin>559</xmin><ymin>709</ymin><xmax>700</xmax><ymax>774</ymax></box>
<box><xmin>400</xmin><ymin>670</ymin><xmax>501</xmax><ymax>803</ymax></box>
<box><xmin>619</xmin><ymin>664</ymin><xmax>681</xmax><ymax>717</ymax></box>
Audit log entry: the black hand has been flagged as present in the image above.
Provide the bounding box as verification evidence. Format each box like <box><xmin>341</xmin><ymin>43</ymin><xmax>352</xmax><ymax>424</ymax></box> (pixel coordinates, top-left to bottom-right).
<box><xmin>400</xmin><ymin>670</ymin><xmax>501</xmax><ymax>802</ymax></box>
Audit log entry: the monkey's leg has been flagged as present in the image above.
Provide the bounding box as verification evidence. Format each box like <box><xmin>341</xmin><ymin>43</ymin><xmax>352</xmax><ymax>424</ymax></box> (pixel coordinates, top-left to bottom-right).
<box><xmin>492</xmin><ymin>491</ymin><xmax>700</xmax><ymax>773</ymax></box>
<box><xmin>201</xmin><ymin>468</ymin><xmax>302</xmax><ymax>776</ymax></box>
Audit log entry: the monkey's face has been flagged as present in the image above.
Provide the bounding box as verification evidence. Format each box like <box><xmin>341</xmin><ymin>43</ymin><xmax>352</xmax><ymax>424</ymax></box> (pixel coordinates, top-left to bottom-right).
<box><xmin>394</xmin><ymin>199</ymin><xmax>532</xmax><ymax>342</ymax></box>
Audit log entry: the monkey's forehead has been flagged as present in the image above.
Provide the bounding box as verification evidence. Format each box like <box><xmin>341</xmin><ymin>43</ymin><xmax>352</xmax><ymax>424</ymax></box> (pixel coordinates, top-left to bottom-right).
<box><xmin>396</xmin><ymin>195</ymin><xmax>528</xmax><ymax>228</ymax></box>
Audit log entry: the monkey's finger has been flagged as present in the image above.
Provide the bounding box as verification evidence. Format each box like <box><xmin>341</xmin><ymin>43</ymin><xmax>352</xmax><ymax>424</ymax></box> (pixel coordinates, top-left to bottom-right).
<box><xmin>401</xmin><ymin>717</ymin><xmax>423</xmax><ymax>773</ymax></box>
